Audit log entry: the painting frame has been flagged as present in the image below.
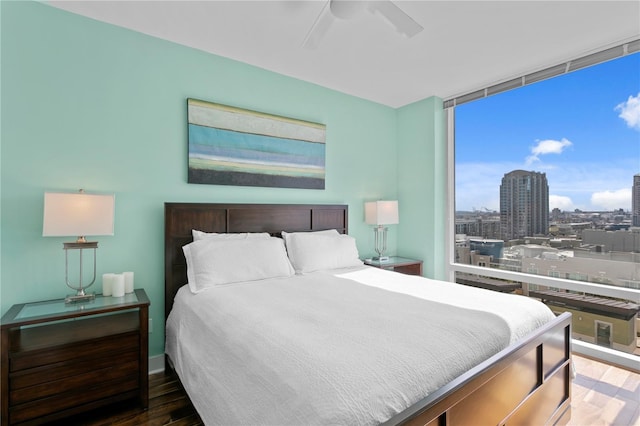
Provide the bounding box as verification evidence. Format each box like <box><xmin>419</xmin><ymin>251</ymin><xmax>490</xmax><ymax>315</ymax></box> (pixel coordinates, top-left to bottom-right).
<box><xmin>187</xmin><ymin>99</ymin><xmax>326</xmax><ymax>189</ymax></box>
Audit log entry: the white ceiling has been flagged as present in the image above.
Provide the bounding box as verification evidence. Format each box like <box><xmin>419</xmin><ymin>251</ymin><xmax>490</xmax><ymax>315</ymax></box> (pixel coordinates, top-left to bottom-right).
<box><xmin>46</xmin><ymin>1</ymin><xmax>640</xmax><ymax>108</ymax></box>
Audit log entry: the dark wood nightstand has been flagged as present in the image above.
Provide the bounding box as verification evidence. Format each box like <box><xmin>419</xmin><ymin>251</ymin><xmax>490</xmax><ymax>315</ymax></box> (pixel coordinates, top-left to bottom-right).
<box><xmin>364</xmin><ymin>256</ymin><xmax>423</xmax><ymax>276</ymax></box>
<box><xmin>1</xmin><ymin>289</ymin><xmax>150</xmax><ymax>425</ymax></box>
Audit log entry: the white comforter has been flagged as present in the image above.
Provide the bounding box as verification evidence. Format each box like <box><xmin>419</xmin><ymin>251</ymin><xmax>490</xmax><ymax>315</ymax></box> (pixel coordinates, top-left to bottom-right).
<box><xmin>165</xmin><ymin>266</ymin><xmax>555</xmax><ymax>425</ymax></box>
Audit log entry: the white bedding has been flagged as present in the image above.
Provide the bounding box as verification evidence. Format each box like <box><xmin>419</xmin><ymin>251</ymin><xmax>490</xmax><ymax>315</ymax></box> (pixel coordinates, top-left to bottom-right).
<box><xmin>166</xmin><ymin>266</ymin><xmax>555</xmax><ymax>425</ymax></box>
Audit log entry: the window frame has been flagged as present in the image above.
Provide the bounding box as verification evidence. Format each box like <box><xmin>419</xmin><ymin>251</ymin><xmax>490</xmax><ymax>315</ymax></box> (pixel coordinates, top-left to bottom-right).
<box><xmin>444</xmin><ymin>42</ymin><xmax>640</xmax><ymax>370</ymax></box>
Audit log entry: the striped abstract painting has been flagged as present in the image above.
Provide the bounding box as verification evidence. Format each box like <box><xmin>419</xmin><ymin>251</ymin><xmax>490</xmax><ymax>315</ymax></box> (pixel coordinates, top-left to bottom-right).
<box><xmin>187</xmin><ymin>99</ymin><xmax>326</xmax><ymax>189</ymax></box>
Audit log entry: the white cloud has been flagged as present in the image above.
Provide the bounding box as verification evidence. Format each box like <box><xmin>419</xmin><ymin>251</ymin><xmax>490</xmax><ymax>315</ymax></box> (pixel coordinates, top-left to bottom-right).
<box><xmin>525</xmin><ymin>155</ymin><xmax>540</xmax><ymax>165</ymax></box>
<box><xmin>549</xmin><ymin>195</ymin><xmax>573</xmax><ymax>211</ymax></box>
<box><xmin>615</xmin><ymin>93</ymin><xmax>640</xmax><ymax>131</ymax></box>
<box><xmin>532</xmin><ymin>138</ymin><xmax>573</xmax><ymax>155</ymax></box>
<box><xmin>590</xmin><ymin>188</ymin><xmax>631</xmax><ymax>210</ymax></box>
<box><xmin>525</xmin><ymin>138</ymin><xmax>573</xmax><ymax>165</ymax></box>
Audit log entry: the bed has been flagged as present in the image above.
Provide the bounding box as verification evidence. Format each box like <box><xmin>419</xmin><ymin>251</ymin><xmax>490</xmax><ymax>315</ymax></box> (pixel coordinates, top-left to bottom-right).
<box><xmin>164</xmin><ymin>202</ymin><xmax>572</xmax><ymax>425</ymax></box>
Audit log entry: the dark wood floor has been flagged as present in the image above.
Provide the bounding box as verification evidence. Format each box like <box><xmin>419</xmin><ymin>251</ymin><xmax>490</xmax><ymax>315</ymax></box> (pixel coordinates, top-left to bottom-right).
<box><xmin>57</xmin><ymin>354</ymin><xmax>638</xmax><ymax>425</ymax></box>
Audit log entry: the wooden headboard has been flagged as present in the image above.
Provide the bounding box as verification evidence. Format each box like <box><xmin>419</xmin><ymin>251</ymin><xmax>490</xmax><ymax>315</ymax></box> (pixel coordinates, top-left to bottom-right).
<box><xmin>164</xmin><ymin>203</ymin><xmax>348</xmax><ymax>319</ymax></box>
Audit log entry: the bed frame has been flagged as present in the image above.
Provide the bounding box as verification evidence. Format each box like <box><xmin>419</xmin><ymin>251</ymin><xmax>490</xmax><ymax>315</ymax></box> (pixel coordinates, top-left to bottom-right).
<box><xmin>164</xmin><ymin>202</ymin><xmax>572</xmax><ymax>426</ymax></box>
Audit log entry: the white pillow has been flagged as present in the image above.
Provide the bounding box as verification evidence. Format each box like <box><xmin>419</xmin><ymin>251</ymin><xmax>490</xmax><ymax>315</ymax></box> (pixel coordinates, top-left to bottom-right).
<box><xmin>192</xmin><ymin>230</ymin><xmax>271</xmax><ymax>241</ymax></box>
<box><xmin>281</xmin><ymin>229</ymin><xmax>339</xmax><ymax>249</ymax></box>
<box><xmin>281</xmin><ymin>229</ymin><xmax>341</xmax><ymax>269</ymax></box>
<box><xmin>183</xmin><ymin>237</ymin><xmax>294</xmax><ymax>293</ymax></box>
<box><xmin>285</xmin><ymin>233</ymin><xmax>363</xmax><ymax>273</ymax></box>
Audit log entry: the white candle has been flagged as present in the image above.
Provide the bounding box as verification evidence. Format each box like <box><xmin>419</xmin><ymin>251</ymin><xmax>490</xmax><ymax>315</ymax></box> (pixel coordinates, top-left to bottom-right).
<box><xmin>102</xmin><ymin>273</ymin><xmax>115</xmax><ymax>296</ymax></box>
<box><xmin>124</xmin><ymin>271</ymin><xmax>134</xmax><ymax>293</ymax></box>
<box><xmin>112</xmin><ymin>273</ymin><xmax>125</xmax><ymax>297</ymax></box>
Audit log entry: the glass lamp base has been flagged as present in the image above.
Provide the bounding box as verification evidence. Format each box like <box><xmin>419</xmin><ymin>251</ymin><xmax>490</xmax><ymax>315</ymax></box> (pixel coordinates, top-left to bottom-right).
<box><xmin>372</xmin><ymin>256</ymin><xmax>390</xmax><ymax>262</ymax></box>
<box><xmin>65</xmin><ymin>292</ymin><xmax>96</xmax><ymax>304</ymax></box>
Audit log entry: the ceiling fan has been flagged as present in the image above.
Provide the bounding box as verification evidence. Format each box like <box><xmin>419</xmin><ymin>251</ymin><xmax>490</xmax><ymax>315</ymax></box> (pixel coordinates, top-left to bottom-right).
<box><xmin>302</xmin><ymin>0</ymin><xmax>424</xmax><ymax>49</ymax></box>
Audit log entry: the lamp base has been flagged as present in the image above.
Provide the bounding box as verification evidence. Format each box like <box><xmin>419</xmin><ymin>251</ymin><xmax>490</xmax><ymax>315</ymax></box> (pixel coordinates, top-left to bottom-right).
<box><xmin>372</xmin><ymin>256</ymin><xmax>390</xmax><ymax>262</ymax></box>
<box><xmin>65</xmin><ymin>292</ymin><xmax>96</xmax><ymax>304</ymax></box>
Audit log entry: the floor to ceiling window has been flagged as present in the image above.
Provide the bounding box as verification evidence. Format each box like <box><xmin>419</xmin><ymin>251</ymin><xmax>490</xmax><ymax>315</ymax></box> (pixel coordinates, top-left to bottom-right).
<box><xmin>447</xmin><ymin>41</ymin><xmax>640</xmax><ymax>368</ymax></box>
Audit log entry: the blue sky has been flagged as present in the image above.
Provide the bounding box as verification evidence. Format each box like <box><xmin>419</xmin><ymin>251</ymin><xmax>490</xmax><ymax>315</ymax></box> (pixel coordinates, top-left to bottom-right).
<box><xmin>455</xmin><ymin>52</ymin><xmax>640</xmax><ymax>212</ymax></box>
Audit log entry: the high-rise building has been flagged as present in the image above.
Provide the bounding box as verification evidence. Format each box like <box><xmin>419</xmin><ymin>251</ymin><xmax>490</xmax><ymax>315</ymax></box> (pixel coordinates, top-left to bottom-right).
<box><xmin>633</xmin><ymin>173</ymin><xmax>640</xmax><ymax>227</ymax></box>
<box><xmin>500</xmin><ymin>170</ymin><xmax>549</xmax><ymax>240</ymax></box>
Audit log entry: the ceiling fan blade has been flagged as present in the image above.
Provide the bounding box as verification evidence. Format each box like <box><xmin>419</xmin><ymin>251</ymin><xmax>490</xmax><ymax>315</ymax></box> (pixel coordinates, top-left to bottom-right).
<box><xmin>302</xmin><ymin>1</ymin><xmax>334</xmax><ymax>49</ymax></box>
<box><xmin>367</xmin><ymin>1</ymin><xmax>423</xmax><ymax>38</ymax></box>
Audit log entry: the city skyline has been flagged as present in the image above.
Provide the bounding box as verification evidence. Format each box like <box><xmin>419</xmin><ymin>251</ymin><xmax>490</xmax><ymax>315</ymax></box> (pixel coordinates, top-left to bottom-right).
<box><xmin>455</xmin><ymin>52</ymin><xmax>640</xmax><ymax>213</ymax></box>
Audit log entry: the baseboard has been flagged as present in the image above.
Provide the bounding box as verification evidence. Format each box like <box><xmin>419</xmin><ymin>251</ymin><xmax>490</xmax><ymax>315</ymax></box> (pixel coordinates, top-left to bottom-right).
<box><xmin>148</xmin><ymin>354</ymin><xmax>165</xmax><ymax>374</ymax></box>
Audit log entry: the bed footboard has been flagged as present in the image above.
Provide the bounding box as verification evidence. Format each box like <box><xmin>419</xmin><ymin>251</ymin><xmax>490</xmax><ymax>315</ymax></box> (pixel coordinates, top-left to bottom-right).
<box><xmin>391</xmin><ymin>312</ymin><xmax>572</xmax><ymax>426</ymax></box>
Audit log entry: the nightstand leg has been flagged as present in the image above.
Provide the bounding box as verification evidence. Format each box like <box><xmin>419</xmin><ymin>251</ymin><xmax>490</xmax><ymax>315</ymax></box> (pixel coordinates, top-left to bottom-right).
<box><xmin>139</xmin><ymin>306</ymin><xmax>149</xmax><ymax>409</ymax></box>
<box><xmin>1</xmin><ymin>328</ymin><xmax>8</xmax><ymax>424</ymax></box>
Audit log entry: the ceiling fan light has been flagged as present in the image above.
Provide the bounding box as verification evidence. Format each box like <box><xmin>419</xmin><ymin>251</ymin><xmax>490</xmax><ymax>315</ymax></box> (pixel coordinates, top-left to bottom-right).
<box><xmin>329</xmin><ymin>0</ymin><xmax>365</xmax><ymax>20</ymax></box>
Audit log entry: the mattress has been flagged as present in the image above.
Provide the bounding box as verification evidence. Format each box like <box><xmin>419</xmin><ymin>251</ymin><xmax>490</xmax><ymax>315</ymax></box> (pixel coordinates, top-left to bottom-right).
<box><xmin>165</xmin><ymin>266</ymin><xmax>555</xmax><ymax>425</ymax></box>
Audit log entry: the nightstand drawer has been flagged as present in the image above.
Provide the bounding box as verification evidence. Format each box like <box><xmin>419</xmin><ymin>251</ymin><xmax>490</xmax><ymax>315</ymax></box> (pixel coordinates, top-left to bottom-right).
<box><xmin>392</xmin><ymin>263</ymin><xmax>422</xmax><ymax>275</ymax></box>
<box><xmin>10</xmin><ymin>331</ymin><xmax>139</xmax><ymax>372</ymax></box>
<box><xmin>10</xmin><ymin>348</ymin><xmax>139</xmax><ymax>404</ymax></box>
<box><xmin>9</xmin><ymin>375</ymin><xmax>139</xmax><ymax>424</ymax></box>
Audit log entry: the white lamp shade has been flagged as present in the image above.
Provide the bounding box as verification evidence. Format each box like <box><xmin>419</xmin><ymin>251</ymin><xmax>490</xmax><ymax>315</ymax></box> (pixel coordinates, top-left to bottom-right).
<box><xmin>365</xmin><ymin>200</ymin><xmax>399</xmax><ymax>225</ymax></box>
<box><xmin>43</xmin><ymin>192</ymin><xmax>115</xmax><ymax>237</ymax></box>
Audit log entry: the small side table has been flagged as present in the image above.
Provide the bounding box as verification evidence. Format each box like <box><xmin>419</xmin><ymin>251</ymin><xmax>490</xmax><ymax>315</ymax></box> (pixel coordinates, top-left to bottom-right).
<box><xmin>364</xmin><ymin>256</ymin><xmax>423</xmax><ymax>276</ymax></box>
<box><xmin>1</xmin><ymin>289</ymin><xmax>150</xmax><ymax>425</ymax></box>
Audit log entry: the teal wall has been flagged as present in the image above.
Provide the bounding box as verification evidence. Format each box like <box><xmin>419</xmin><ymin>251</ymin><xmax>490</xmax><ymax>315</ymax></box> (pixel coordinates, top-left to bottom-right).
<box><xmin>397</xmin><ymin>97</ymin><xmax>447</xmax><ymax>280</ymax></box>
<box><xmin>0</xmin><ymin>1</ymin><xmax>445</xmax><ymax>357</ymax></box>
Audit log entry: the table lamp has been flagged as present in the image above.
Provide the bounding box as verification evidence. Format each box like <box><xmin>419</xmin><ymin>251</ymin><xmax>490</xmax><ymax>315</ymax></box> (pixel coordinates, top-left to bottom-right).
<box><xmin>43</xmin><ymin>190</ymin><xmax>115</xmax><ymax>303</ymax></box>
<box><xmin>364</xmin><ymin>200</ymin><xmax>399</xmax><ymax>262</ymax></box>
